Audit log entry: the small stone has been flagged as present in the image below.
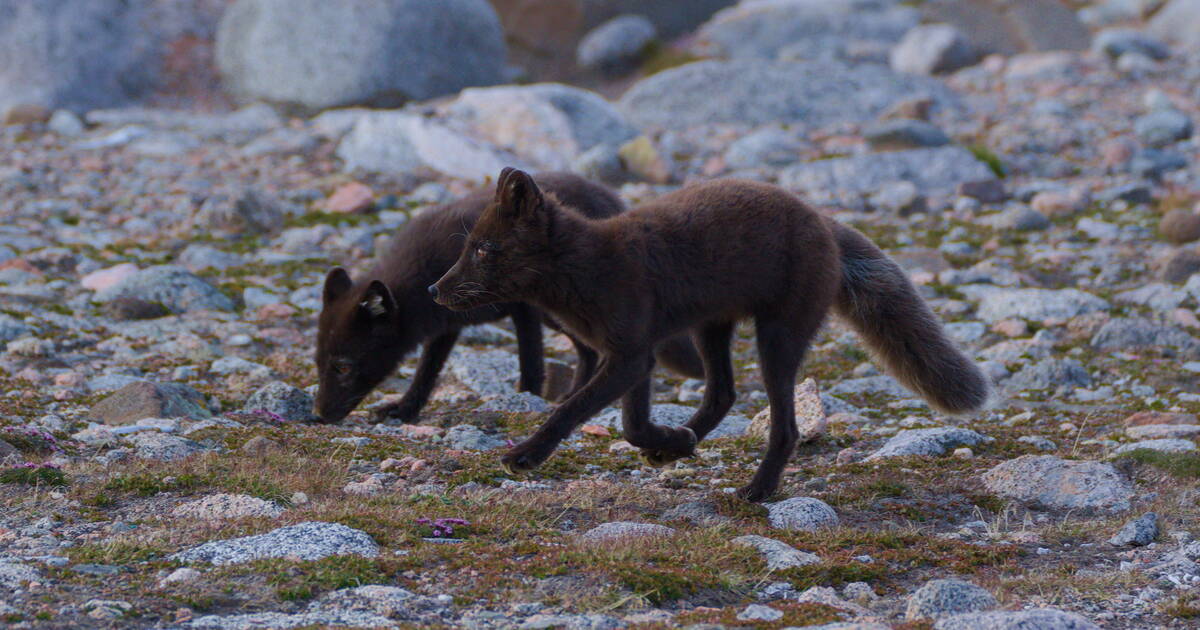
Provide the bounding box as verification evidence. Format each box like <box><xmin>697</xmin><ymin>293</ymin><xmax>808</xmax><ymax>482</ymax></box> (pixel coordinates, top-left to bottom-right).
<box><xmin>733</xmin><ymin>535</ymin><xmax>820</xmax><ymax>570</ymax></box>
<box><xmin>1108</xmin><ymin>512</ymin><xmax>1158</xmax><ymax>547</ymax></box>
<box><xmin>864</xmin><ymin>119</ymin><xmax>950</xmax><ymax>150</ymax></box>
<box><xmin>906</xmin><ymin>578</ymin><xmax>998</xmax><ymax>620</ymax></box>
<box><xmin>105</xmin><ymin>297</ymin><xmax>171</xmax><ymax>321</ymax></box>
<box><xmin>957</xmin><ymin>179</ymin><xmax>1007</xmax><ymax>203</ymax></box>
<box><xmin>890</xmin><ymin>24</ymin><xmax>976</xmax><ymax>75</ymax></box>
<box><xmin>577</xmin><ymin>14</ymin><xmax>657</xmax><ymax>76</ymax></box>
<box><xmin>766</xmin><ymin>497</ymin><xmax>838</xmax><ymax>531</ymax></box>
<box><xmin>3</xmin><ymin>103</ymin><xmax>51</xmax><ymax>125</ymax></box>
<box><xmin>1094</xmin><ymin>28</ymin><xmax>1170</xmax><ymax>61</ymax></box>
<box><xmin>48</xmin><ymin>109</ymin><xmax>86</xmax><ymax>136</ymax></box>
<box><xmin>581</xmin><ymin>522</ymin><xmax>675</xmax><ymax>542</ymax></box>
<box><xmin>935</xmin><ymin>608</ymin><xmax>1100</xmax><ymax>630</ymax></box>
<box><xmin>158</xmin><ymin>567</ymin><xmax>201</xmax><ymax>587</ymax></box>
<box><xmin>81</xmin><ymin>263</ymin><xmax>138</xmax><ymax>292</ymax></box>
<box><xmin>1030</xmin><ymin>189</ymin><xmax>1087</xmax><ymax>217</ymax></box>
<box><xmin>867</xmin><ymin>427</ymin><xmax>990</xmax><ymax>460</ymax></box>
<box><xmin>1160</xmin><ymin>210</ymin><xmax>1200</xmax><ymax>244</ymax></box>
<box><xmin>326</xmin><ymin>182</ymin><xmax>375</xmax><ymax>214</ymax></box>
<box><xmin>953</xmin><ymin>447</ymin><xmax>974</xmax><ymax>459</ymax></box>
<box><xmin>1113</xmin><ymin>438</ymin><xmax>1197</xmax><ymax>455</ymax></box>
<box><xmin>1123</xmin><ymin>411</ymin><xmax>1197</xmax><ymax>427</ymax></box>
<box><xmin>443</xmin><ymin>424</ymin><xmax>506</xmax><ymax>451</ymax></box>
<box><xmin>737</xmin><ymin>604</ymin><xmax>783</xmax><ymax>622</ymax></box>
<box><xmin>748</xmin><ymin>378</ymin><xmax>826</xmax><ymax>443</ymax></box>
<box><xmin>1134</xmin><ymin>109</ymin><xmax>1193</xmax><ymax>147</ymax></box>
<box><xmin>127</xmin><ymin>432</ymin><xmax>205</xmax><ymax>461</ymax></box>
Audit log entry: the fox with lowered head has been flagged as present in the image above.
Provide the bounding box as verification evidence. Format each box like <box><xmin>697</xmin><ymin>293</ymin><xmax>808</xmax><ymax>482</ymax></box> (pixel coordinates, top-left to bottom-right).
<box><xmin>431</xmin><ymin>168</ymin><xmax>991</xmax><ymax>501</ymax></box>
<box><xmin>314</xmin><ymin>172</ymin><xmax>703</xmax><ymax>424</ymax></box>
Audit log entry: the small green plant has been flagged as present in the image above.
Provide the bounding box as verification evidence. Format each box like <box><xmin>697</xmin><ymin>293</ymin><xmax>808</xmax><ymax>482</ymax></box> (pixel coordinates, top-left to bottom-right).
<box><xmin>1117</xmin><ymin>449</ymin><xmax>1200</xmax><ymax>478</ymax></box>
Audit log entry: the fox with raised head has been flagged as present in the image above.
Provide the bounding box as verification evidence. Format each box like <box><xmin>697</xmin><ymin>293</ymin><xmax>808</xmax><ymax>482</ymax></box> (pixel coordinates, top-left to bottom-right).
<box><xmin>431</xmin><ymin>168</ymin><xmax>991</xmax><ymax>501</ymax></box>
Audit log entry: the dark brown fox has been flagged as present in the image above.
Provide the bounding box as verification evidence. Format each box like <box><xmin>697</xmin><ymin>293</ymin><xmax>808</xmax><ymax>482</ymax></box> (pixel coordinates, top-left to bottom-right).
<box><xmin>314</xmin><ymin>172</ymin><xmax>703</xmax><ymax>424</ymax></box>
<box><xmin>431</xmin><ymin>168</ymin><xmax>991</xmax><ymax>501</ymax></box>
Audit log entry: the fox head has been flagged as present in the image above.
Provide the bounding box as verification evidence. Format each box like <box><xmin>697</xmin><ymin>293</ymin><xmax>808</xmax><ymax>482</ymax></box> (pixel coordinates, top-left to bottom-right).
<box><xmin>431</xmin><ymin>168</ymin><xmax>556</xmax><ymax>311</ymax></box>
<box><xmin>313</xmin><ymin>268</ymin><xmax>408</xmax><ymax>423</ymax></box>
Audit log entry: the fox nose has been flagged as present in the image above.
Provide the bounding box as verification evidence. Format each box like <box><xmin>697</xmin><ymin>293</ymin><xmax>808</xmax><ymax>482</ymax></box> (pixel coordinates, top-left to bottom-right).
<box><xmin>427</xmin><ymin>284</ymin><xmax>439</xmax><ymax>299</ymax></box>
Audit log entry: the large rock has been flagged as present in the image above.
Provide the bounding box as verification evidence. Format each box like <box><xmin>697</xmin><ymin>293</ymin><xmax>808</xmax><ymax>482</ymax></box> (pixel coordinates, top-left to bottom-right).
<box><xmin>173</xmin><ymin>494</ymin><xmax>286</xmax><ymax>521</ymax></box>
<box><xmin>581</xmin><ymin>522</ymin><xmax>675</xmax><ymax>542</ymax></box>
<box><xmin>618</xmin><ymin>59</ymin><xmax>959</xmax><ymax>131</ymax></box>
<box><xmin>766</xmin><ymin>497</ymin><xmax>839</xmax><ymax>531</ymax></box>
<box><xmin>1005</xmin><ymin>358</ymin><xmax>1092</xmax><ymax>392</ymax></box>
<box><xmin>93</xmin><ymin>265</ymin><xmax>235</xmax><ymax>314</ymax></box>
<box><xmin>1113</xmin><ymin>439</ymin><xmax>1197</xmax><ymax>455</ymax></box>
<box><xmin>441</xmin><ymin>83</ymin><xmax>637</xmax><ymax>170</ymax></box>
<box><xmin>922</xmin><ymin>0</ymin><xmax>1091</xmax><ymax>56</ymax></box>
<box><xmin>906</xmin><ymin>579</ymin><xmax>998</xmax><ymax>621</ymax></box>
<box><xmin>171</xmin><ymin>521</ymin><xmax>379</xmax><ymax>566</ymax></box>
<box><xmin>1091</xmin><ymin>318</ymin><xmax>1200</xmax><ymax>357</ymax></box>
<box><xmin>982</xmin><ymin>455</ymin><xmax>1134</xmax><ymax>514</ymax></box>
<box><xmin>0</xmin><ymin>1</ymin><xmax>157</xmax><ymax>113</ymax></box>
<box><xmin>217</xmin><ymin>0</ymin><xmax>505</xmax><ymax>111</ymax></box>
<box><xmin>935</xmin><ymin>608</ymin><xmax>1100</xmax><ymax>630</ymax></box>
<box><xmin>336</xmin><ymin>111</ymin><xmax>512</xmax><ymax>182</ymax></box>
<box><xmin>973</xmin><ymin>288</ymin><xmax>1109</xmax><ymax>323</ymax></box>
<box><xmin>693</xmin><ymin>0</ymin><xmax>918</xmax><ymax>62</ymax></box>
<box><xmin>127</xmin><ymin>432</ymin><xmax>206</xmax><ymax>462</ymax></box>
<box><xmin>243</xmin><ymin>381</ymin><xmax>316</xmax><ymax>422</ymax></box>
<box><xmin>867</xmin><ymin>427</ymin><xmax>991</xmax><ymax>460</ymax></box>
<box><xmin>780</xmin><ymin>147</ymin><xmax>996</xmax><ymax>208</ymax></box>
<box><xmin>1147</xmin><ymin>0</ymin><xmax>1200</xmax><ymax>51</ymax></box>
<box><xmin>1108</xmin><ymin>512</ymin><xmax>1158</xmax><ymax>547</ymax></box>
<box><xmin>90</xmin><ymin>381</ymin><xmax>211</xmax><ymax>426</ymax></box>
<box><xmin>190</xmin><ymin>585</ymin><xmax>449</xmax><ymax>629</ymax></box>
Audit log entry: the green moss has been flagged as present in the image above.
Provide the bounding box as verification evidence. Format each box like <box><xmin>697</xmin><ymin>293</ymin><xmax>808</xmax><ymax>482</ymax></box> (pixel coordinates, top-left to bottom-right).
<box><xmin>69</xmin><ymin>541</ymin><xmax>166</xmax><ymax>565</ymax></box>
<box><xmin>263</xmin><ymin>556</ymin><xmax>394</xmax><ymax>601</ymax></box>
<box><xmin>1117</xmin><ymin>449</ymin><xmax>1200</xmax><ymax>478</ymax></box>
<box><xmin>967</xmin><ymin>144</ymin><xmax>1007</xmax><ymax>178</ymax></box>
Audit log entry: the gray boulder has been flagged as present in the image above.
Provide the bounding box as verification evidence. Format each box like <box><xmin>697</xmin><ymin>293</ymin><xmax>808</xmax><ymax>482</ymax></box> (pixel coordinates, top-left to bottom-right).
<box><xmin>581</xmin><ymin>522</ymin><xmax>675</xmax><ymax>541</ymax></box>
<box><xmin>0</xmin><ymin>1</ymin><xmax>157</xmax><ymax>113</ymax></box>
<box><xmin>127</xmin><ymin>432</ymin><xmax>206</xmax><ymax>462</ymax></box>
<box><xmin>1005</xmin><ymin>358</ymin><xmax>1092</xmax><ymax>392</ymax></box>
<box><xmin>1134</xmin><ymin>109</ymin><xmax>1194</xmax><ymax>147</ymax></box>
<box><xmin>973</xmin><ymin>288</ymin><xmax>1109</xmax><ymax>323</ymax></box>
<box><xmin>90</xmin><ymin>381</ymin><xmax>211</xmax><ymax>426</ymax></box>
<box><xmin>864</xmin><ymin>119</ymin><xmax>952</xmax><ymax>150</ymax></box>
<box><xmin>93</xmin><ymin>265</ymin><xmax>235</xmax><ymax>314</ymax></box>
<box><xmin>1093</xmin><ymin>28</ymin><xmax>1170</xmax><ymax>61</ymax></box>
<box><xmin>172</xmin><ymin>521</ymin><xmax>379</xmax><ymax>566</ymax></box>
<box><xmin>441</xmin><ymin>83</ymin><xmax>638</xmax><ymax>171</ymax></box>
<box><xmin>890</xmin><ymin>24</ymin><xmax>976</xmax><ymax>75</ymax></box>
<box><xmin>935</xmin><ymin>608</ymin><xmax>1100</xmax><ymax>630</ymax></box>
<box><xmin>780</xmin><ymin>147</ymin><xmax>996</xmax><ymax>208</ymax></box>
<box><xmin>921</xmin><ymin>0</ymin><xmax>1091</xmax><ymax>56</ymax></box>
<box><xmin>444</xmin><ymin>425</ymin><xmax>506</xmax><ymax>451</ymax></box>
<box><xmin>694</xmin><ymin>0</ymin><xmax>918</xmax><ymax>62</ymax></box>
<box><xmin>592</xmin><ymin>403</ymin><xmax>751</xmax><ymax>439</ymax></box>
<box><xmin>336</xmin><ymin>111</ymin><xmax>511</xmax><ymax>182</ymax></box>
<box><xmin>1113</xmin><ymin>439</ymin><xmax>1197</xmax><ymax>455</ymax></box>
<box><xmin>244</xmin><ymin>381</ymin><xmax>316</xmax><ymax>422</ymax></box>
<box><xmin>216</xmin><ymin>0</ymin><xmax>506</xmax><ymax>111</ymax></box>
<box><xmin>982</xmin><ymin>455</ymin><xmax>1134</xmax><ymax>514</ymax></box>
<box><xmin>619</xmin><ymin>59</ymin><xmax>959</xmax><ymax>131</ymax></box>
<box><xmin>906</xmin><ymin>579</ymin><xmax>998</xmax><ymax>620</ymax></box>
<box><xmin>1147</xmin><ymin>0</ymin><xmax>1200</xmax><ymax>51</ymax></box>
<box><xmin>766</xmin><ymin>497</ymin><xmax>839</xmax><ymax>531</ymax></box>
<box><xmin>1090</xmin><ymin>318</ymin><xmax>1200</xmax><ymax>357</ymax></box>
<box><xmin>1108</xmin><ymin>512</ymin><xmax>1158</xmax><ymax>547</ymax></box>
<box><xmin>867</xmin><ymin>428</ymin><xmax>991</xmax><ymax>460</ymax></box>
<box><xmin>577</xmin><ymin>14</ymin><xmax>657</xmax><ymax>75</ymax></box>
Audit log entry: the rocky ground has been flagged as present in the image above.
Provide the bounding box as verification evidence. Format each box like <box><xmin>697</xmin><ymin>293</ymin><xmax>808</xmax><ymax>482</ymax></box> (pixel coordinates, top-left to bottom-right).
<box><xmin>3</xmin><ymin>1</ymin><xmax>1200</xmax><ymax>629</ymax></box>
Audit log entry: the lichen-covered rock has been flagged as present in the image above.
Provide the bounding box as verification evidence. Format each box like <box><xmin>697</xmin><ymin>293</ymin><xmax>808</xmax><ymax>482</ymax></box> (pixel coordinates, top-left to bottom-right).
<box><xmin>90</xmin><ymin>381</ymin><xmax>211</xmax><ymax>425</ymax></box>
<box><xmin>906</xmin><ymin>579</ymin><xmax>998</xmax><ymax>620</ymax></box>
<box><xmin>982</xmin><ymin>455</ymin><xmax>1134</xmax><ymax>514</ymax></box>
<box><xmin>581</xmin><ymin>522</ymin><xmax>675</xmax><ymax>542</ymax></box>
<box><xmin>93</xmin><ymin>265</ymin><xmax>235</xmax><ymax>314</ymax></box>
<box><xmin>766</xmin><ymin>497</ymin><xmax>838</xmax><ymax>531</ymax></box>
<box><xmin>867</xmin><ymin>428</ymin><xmax>991</xmax><ymax>460</ymax></box>
<box><xmin>243</xmin><ymin>381</ymin><xmax>316</xmax><ymax>422</ymax></box>
<box><xmin>172</xmin><ymin>522</ymin><xmax>379</xmax><ymax>566</ymax></box>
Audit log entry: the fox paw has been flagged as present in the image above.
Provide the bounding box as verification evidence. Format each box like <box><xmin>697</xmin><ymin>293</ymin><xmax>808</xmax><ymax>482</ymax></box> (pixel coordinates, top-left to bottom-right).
<box><xmin>500</xmin><ymin>440</ymin><xmax>552</xmax><ymax>475</ymax></box>
<box><xmin>372</xmin><ymin>400</ymin><xmax>421</xmax><ymax>424</ymax></box>
<box><xmin>638</xmin><ymin>427</ymin><xmax>698</xmax><ymax>467</ymax></box>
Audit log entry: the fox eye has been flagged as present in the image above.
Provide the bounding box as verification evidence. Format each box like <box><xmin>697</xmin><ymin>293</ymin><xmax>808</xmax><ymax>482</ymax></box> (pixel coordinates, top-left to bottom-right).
<box><xmin>334</xmin><ymin>360</ymin><xmax>352</xmax><ymax>375</ymax></box>
<box><xmin>475</xmin><ymin>242</ymin><xmax>494</xmax><ymax>260</ymax></box>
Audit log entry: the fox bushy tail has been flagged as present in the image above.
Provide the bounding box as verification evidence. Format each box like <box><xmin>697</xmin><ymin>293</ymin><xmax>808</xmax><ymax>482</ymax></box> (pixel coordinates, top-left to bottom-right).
<box><xmin>830</xmin><ymin>221</ymin><xmax>991</xmax><ymax>414</ymax></box>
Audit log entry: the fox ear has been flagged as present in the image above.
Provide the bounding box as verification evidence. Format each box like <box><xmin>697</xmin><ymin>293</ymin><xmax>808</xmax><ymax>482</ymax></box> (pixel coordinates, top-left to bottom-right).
<box><xmin>323</xmin><ymin>267</ymin><xmax>353</xmax><ymax>304</ymax></box>
<box><xmin>494</xmin><ymin>167</ymin><xmax>517</xmax><ymax>201</ymax></box>
<box><xmin>497</xmin><ymin>169</ymin><xmax>544</xmax><ymax>222</ymax></box>
<box><xmin>359</xmin><ymin>280</ymin><xmax>397</xmax><ymax>321</ymax></box>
